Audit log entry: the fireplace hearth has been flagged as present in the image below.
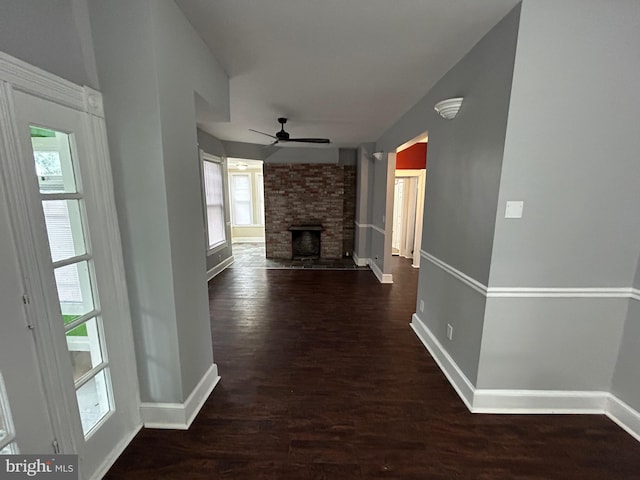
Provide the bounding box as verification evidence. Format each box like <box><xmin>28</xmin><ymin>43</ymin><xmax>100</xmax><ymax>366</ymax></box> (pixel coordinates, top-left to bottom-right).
<box><xmin>289</xmin><ymin>224</ymin><xmax>323</xmax><ymax>259</ymax></box>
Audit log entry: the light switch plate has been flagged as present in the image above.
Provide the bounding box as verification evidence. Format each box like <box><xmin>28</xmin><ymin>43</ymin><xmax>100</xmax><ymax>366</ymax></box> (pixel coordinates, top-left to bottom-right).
<box><xmin>505</xmin><ymin>200</ymin><xmax>524</xmax><ymax>219</ymax></box>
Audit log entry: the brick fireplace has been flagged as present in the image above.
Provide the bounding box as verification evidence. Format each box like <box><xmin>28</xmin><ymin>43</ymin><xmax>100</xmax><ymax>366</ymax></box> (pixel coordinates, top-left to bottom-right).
<box><xmin>264</xmin><ymin>163</ymin><xmax>356</xmax><ymax>260</ymax></box>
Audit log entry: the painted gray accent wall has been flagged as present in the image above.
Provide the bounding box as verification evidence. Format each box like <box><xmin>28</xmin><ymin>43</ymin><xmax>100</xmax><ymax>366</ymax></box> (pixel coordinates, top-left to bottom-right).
<box><xmin>265</xmin><ymin>147</ymin><xmax>338</xmax><ymax>164</ymax></box>
<box><xmin>354</xmin><ymin>145</ymin><xmax>372</xmax><ymax>261</ymax></box>
<box><xmin>88</xmin><ymin>0</ymin><xmax>179</xmax><ymax>403</ymax></box>
<box><xmin>476</xmin><ymin>0</ymin><xmax>640</xmax><ymax>395</ymax></box>
<box><xmin>150</xmin><ymin>0</ymin><xmax>229</xmax><ymax>398</ymax></box>
<box><xmin>88</xmin><ymin>0</ymin><xmax>229</xmax><ymax>403</ymax></box>
<box><xmin>221</xmin><ymin>140</ymin><xmax>269</xmax><ymax>161</ymax></box>
<box><xmin>489</xmin><ymin>0</ymin><xmax>640</xmax><ymax>288</ymax></box>
<box><xmin>197</xmin><ymin>129</ymin><xmax>233</xmax><ymax>273</ymax></box>
<box><xmin>611</xmin><ymin>299</ymin><xmax>640</xmax><ymax>411</ymax></box>
<box><xmin>338</xmin><ymin>148</ymin><xmax>357</xmax><ymax>166</ymax></box>
<box><xmin>478</xmin><ymin>297</ymin><xmax>628</xmax><ymax>390</ymax></box>
<box><xmin>0</xmin><ymin>0</ymin><xmax>99</xmax><ymax>89</ymax></box>
<box><xmin>611</xmin><ymin>256</ymin><xmax>640</xmax><ymax>411</ymax></box>
<box><xmin>418</xmin><ymin>261</ymin><xmax>487</xmax><ymax>384</ymax></box>
<box><xmin>372</xmin><ymin>4</ymin><xmax>520</xmax><ymax>365</ymax></box>
<box><xmin>377</xmin><ymin>5</ymin><xmax>520</xmax><ymax>286</ymax></box>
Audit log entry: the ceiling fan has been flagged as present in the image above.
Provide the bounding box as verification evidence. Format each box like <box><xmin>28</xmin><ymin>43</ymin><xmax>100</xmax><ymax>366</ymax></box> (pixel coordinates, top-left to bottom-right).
<box><xmin>250</xmin><ymin>118</ymin><xmax>330</xmax><ymax>145</ymax></box>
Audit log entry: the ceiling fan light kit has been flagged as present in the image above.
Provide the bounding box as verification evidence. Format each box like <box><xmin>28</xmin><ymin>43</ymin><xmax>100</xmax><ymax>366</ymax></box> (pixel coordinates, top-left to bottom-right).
<box><xmin>434</xmin><ymin>97</ymin><xmax>463</xmax><ymax>120</ymax></box>
<box><xmin>250</xmin><ymin>118</ymin><xmax>331</xmax><ymax>145</ymax></box>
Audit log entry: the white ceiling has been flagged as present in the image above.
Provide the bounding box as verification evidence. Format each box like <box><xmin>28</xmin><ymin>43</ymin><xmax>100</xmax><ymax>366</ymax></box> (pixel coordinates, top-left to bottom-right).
<box><xmin>176</xmin><ymin>0</ymin><xmax>520</xmax><ymax>148</ymax></box>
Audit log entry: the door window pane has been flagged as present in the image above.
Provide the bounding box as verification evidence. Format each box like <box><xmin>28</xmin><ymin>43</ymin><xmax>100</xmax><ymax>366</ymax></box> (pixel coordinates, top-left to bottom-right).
<box><xmin>42</xmin><ymin>200</ymin><xmax>86</xmax><ymax>262</ymax></box>
<box><xmin>30</xmin><ymin>127</ymin><xmax>78</xmax><ymax>194</ymax></box>
<box><xmin>0</xmin><ymin>443</ymin><xmax>17</xmax><ymax>454</ymax></box>
<box><xmin>54</xmin><ymin>261</ymin><xmax>94</xmax><ymax>318</ymax></box>
<box><xmin>76</xmin><ymin>369</ymin><xmax>110</xmax><ymax>435</ymax></box>
<box><xmin>0</xmin><ymin>372</ymin><xmax>17</xmax><ymax>454</ymax></box>
<box><xmin>66</xmin><ymin>318</ymin><xmax>103</xmax><ymax>383</ymax></box>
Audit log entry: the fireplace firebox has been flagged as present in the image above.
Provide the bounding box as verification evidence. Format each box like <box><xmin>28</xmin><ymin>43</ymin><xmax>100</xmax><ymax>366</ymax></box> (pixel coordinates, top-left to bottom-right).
<box><xmin>289</xmin><ymin>224</ymin><xmax>323</xmax><ymax>259</ymax></box>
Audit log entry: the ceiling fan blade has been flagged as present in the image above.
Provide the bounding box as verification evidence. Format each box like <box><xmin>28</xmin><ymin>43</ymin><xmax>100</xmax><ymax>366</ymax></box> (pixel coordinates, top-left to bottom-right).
<box><xmin>287</xmin><ymin>138</ymin><xmax>331</xmax><ymax>144</ymax></box>
<box><xmin>249</xmin><ymin>128</ymin><xmax>277</xmax><ymax>139</ymax></box>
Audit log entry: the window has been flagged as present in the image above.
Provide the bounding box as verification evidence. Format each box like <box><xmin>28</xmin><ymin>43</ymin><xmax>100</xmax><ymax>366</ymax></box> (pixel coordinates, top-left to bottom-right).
<box><xmin>202</xmin><ymin>155</ymin><xmax>226</xmax><ymax>249</ymax></box>
<box><xmin>230</xmin><ymin>173</ymin><xmax>253</xmax><ymax>226</ymax></box>
<box><xmin>256</xmin><ymin>173</ymin><xmax>265</xmax><ymax>226</ymax></box>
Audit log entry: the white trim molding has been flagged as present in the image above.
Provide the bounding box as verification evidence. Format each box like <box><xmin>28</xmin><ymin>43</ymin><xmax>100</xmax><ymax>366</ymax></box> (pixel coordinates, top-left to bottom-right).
<box><xmin>355</xmin><ymin>221</ymin><xmax>386</xmax><ymax>236</ymax></box>
<box><xmin>410</xmin><ymin>314</ymin><xmax>474</xmax><ymax>409</ymax></box>
<box><xmin>352</xmin><ymin>251</ymin><xmax>370</xmax><ymax>267</ymax></box>
<box><xmin>370</xmin><ymin>260</ymin><xmax>393</xmax><ymax>284</ymax></box>
<box><xmin>410</xmin><ymin>313</ymin><xmax>640</xmax><ymax>441</ymax></box>
<box><xmin>90</xmin><ymin>424</ymin><xmax>142</xmax><ymax>480</ymax></box>
<box><xmin>420</xmin><ymin>250</ymin><xmax>486</xmax><ymax>295</ymax></box>
<box><xmin>207</xmin><ymin>255</ymin><xmax>234</xmax><ymax>281</ymax></box>
<box><xmin>607</xmin><ymin>395</ymin><xmax>640</xmax><ymax>443</ymax></box>
<box><xmin>140</xmin><ymin>363</ymin><xmax>220</xmax><ymax>430</ymax></box>
<box><xmin>232</xmin><ymin>237</ymin><xmax>265</xmax><ymax>244</ymax></box>
<box><xmin>420</xmin><ymin>250</ymin><xmax>638</xmax><ymax>300</ymax></box>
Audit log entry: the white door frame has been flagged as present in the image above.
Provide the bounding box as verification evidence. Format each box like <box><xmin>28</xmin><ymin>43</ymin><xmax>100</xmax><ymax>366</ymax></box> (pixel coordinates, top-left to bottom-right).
<box><xmin>393</xmin><ymin>169</ymin><xmax>426</xmax><ymax>268</ymax></box>
<box><xmin>0</xmin><ymin>51</ymin><xmax>141</xmax><ymax>479</ymax></box>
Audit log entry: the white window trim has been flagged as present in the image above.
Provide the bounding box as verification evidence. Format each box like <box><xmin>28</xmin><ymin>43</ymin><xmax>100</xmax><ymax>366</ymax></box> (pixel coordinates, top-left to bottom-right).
<box><xmin>200</xmin><ymin>151</ymin><xmax>228</xmax><ymax>254</ymax></box>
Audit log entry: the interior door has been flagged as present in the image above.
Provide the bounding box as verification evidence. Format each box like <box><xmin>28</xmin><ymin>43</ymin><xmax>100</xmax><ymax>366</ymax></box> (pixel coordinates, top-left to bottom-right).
<box><xmin>7</xmin><ymin>89</ymin><xmax>140</xmax><ymax>479</ymax></box>
<box><xmin>0</xmin><ymin>188</ymin><xmax>56</xmax><ymax>455</ymax></box>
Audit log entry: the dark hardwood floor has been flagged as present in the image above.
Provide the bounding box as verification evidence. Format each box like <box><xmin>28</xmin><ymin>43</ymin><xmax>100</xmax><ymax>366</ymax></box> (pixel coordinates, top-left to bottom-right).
<box><xmin>105</xmin><ymin>257</ymin><xmax>640</xmax><ymax>479</ymax></box>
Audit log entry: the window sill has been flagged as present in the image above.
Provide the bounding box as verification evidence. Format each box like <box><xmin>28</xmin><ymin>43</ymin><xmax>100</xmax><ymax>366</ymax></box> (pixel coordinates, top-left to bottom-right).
<box><xmin>207</xmin><ymin>241</ymin><xmax>228</xmax><ymax>256</ymax></box>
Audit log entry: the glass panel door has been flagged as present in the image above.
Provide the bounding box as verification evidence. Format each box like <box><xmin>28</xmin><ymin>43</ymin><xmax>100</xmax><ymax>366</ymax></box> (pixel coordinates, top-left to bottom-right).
<box><xmin>10</xmin><ymin>88</ymin><xmax>140</xmax><ymax>480</ymax></box>
<box><xmin>31</xmin><ymin>126</ymin><xmax>112</xmax><ymax>436</ymax></box>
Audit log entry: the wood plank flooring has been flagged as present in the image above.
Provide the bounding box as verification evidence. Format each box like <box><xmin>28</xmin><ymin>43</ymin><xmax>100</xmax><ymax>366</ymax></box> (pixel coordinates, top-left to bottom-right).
<box><xmin>105</xmin><ymin>258</ymin><xmax>640</xmax><ymax>479</ymax></box>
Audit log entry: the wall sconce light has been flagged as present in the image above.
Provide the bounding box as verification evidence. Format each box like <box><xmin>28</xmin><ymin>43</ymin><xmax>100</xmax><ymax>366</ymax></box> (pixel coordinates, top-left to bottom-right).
<box><xmin>372</xmin><ymin>151</ymin><xmax>384</xmax><ymax>161</ymax></box>
<box><xmin>434</xmin><ymin>97</ymin><xmax>463</xmax><ymax>120</ymax></box>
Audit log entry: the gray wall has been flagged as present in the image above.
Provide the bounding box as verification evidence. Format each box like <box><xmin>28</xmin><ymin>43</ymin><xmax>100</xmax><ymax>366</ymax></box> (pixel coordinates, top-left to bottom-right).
<box><xmin>377</xmin><ymin>4</ymin><xmax>519</xmax><ymax>286</ymax></box>
<box><xmin>0</xmin><ymin>0</ymin><xmax>99</xmax><ymax>89</ymax></box>
<box><xmin>611</xmin><ymin>257</ymin><xmax>640</xmax><ymax>411</ymax></box>
<box><xmin>197</xmin><ymin>129</ymin><xmax>233</xmax><ymax>273</ymax></box>
<box><xmin>374</xmin><ymin>5</ymin><xmax>521</xmax><ymax>381</ymax></box>
<box><xmin>151</xmin><ymin>0</ymin><xmax>229</xmax><ymax>397</ymax></box>
<box><xmin>354</xmin><ymin>144</ymin><xmax>373</xmax><ymax>262</ymax></box>
<box><xmin>489</xmin><ymin>0</ymin><xmax>640</xmax><ymax>289</ymax></box>
<box><xmin>338</xmin><ymin>148</ymin><xmax>357</xmax><ymax>166</ymax></box>
<box><xmin>265</xmin><ymin>146</ymin><xmax>339</xmax><ymax>164</ymax></box>
<box><xmin>88</xmin><ymin>0</ymin><xmax>229</xmax><ymax>403</ymax></box>
<box><xmin>476</xmin><ymin>0</ymin><xmax>640</xmax><ymax>391</ymax></box>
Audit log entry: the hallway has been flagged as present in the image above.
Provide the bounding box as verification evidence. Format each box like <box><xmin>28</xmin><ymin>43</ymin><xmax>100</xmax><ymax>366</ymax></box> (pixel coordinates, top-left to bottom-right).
<box><xmin>106</xmin><ymin>258</ymin><xmax>640</xmax><ymax>479</ymax></box>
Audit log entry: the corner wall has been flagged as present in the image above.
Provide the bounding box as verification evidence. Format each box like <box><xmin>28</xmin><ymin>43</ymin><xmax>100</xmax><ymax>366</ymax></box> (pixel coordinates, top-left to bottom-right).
<box><xmin>476</xmin><ymin>0</ymin><xmax>640</xmax><ymax>393</ymax></box>
<box><xmin>377</xmin><ymin>4</ymin><xmax>521</xmax><ymax>381</ymax></box>
<box><xmin>88</xmin><ymin>0</ymin><xmax>229</xmax><ymax>407</ymax></box>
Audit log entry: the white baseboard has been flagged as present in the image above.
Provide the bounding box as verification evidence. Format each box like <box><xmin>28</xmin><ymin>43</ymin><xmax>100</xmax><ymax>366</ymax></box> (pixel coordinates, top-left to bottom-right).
<box><xmin>370</xmin><ymin>260</ymin><xmax>393</xmax><ymax>284</ymax></box>
<box><xmin>472</xmin><ymin>389</ymin><xmax>608</xmax><ymax>414</ymax></box>
<box><xmin>352</xmin><ymin>251</ymin><xmax>370</xmax><ymax>267</ymax></box>
<box><xmin>207</xmin><ymin>255</ymin><xmax>234</xmax><ymax>281</ymax></box>
<box><xmin>410</xmin><ymin>314</ymin><xmax>474</xmax><ymax>409</ymax></box>
<box><xmin>607</xmin><ymin>395</ymin><xmax>640</xmax><ymax>443</ymax></box>
<box><xmin>410</xmin><ymin>313</ymin><xmax>640</xmax><ymax>441</ymax></box>
<box><xmin>232</xmin><ymin>237</ymin><xmax>265</xmax><ymax>244</ymax></box>
<box><xmin>140</xmin><ymin>363</ymin><xmax>220</xmax><ymax>429</ymax></box>
<box><xmin>90</xmin><ymin>423</ymin><xmax>142</xmax><ymax>480</ymax></box>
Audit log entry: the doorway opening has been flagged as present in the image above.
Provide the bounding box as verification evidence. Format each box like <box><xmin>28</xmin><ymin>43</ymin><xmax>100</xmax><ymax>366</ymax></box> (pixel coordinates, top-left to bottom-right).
<box><xmin>390</xmin><ymin>133</ymin><xmax>428</xmax><ymax>270</ymax></box>
<box><xmin>227</xmin><ymin>158</ymin><xmax>266</xmax><ymax>265</ymax></box>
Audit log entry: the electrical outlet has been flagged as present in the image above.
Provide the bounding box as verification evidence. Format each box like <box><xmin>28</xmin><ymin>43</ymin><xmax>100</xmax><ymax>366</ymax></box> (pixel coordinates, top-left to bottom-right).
<box><xmin>419</xmin><ymin>300</ymin><xmax>424</xmax><ymax>312</ymax></box>
<box><xmin>446</xmin><ymin>324</ymin><xmax>453</xmax><ymax>341</ymax></box>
